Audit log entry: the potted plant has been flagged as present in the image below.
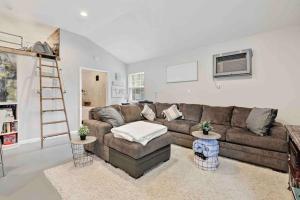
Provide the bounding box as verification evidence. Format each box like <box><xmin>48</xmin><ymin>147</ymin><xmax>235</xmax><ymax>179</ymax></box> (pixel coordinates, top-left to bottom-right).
<box><xmin>78</xmin><ymin>125</ymin><xmax>89</xmax><ymax>140</ymax></box>
<box><xmin>199</xmin><ymin>121</ymin><xmax>213</xmax><ymax>135</ymax></box>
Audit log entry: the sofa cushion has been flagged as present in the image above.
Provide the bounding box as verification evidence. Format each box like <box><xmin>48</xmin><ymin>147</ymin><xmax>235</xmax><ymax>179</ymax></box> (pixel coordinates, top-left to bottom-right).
<box><xmin>179</xmin><ymin>103</ymin><xmax>202</xmax><ymax>122</ymax></box>
<box><xmin>154</xmin><ymin>103</ymin><xmax>174</xmax><ymax>118</ymax></box>
<box><xmin>89</xmin><ymin>104</ymin><xmax>121</xmax><ymax>120</ymax></box>
<box><xmin>83</xmin><ymin>120</ymin><xmax>112</xmax><ymax>143</ymax></box>
<box><xmin>190</xmin><ymin>123</ymin><xmax>228</xmax><ymax>141</ymax></box>
<box><xmin>163</xmin><ymin>120</ymin><xmax>197</xmax><ymax>134</ymax></box>
<box><xmin>94</xmin><ymin>106</ymin><xmax>125</xmax><ymax>127</ymax></box>
<box><xmin>201</xmin><ymin>105</ymin><xmax>233</xmax><ymax>126</ymax></box>
<box><xmin>246</xmin><ymin>107</ymin><xmax>278</xmax><ymax>136</ymax></box>
<box><xmin>226</xmin><ymin>127</ymin><xmax>288</xmax><ymax>153</ymax></box>
<box><xmin>104</xmin><ymin>132</ymin><xmax>173</xmax><ymax>159</ymax></box>
<box><xmin>231</xmin><ymin>106</ymin><xmax>252</xmax><ymax>128</ymax></box>
<box><xmin>141</xmin><ymin>104</ymin><xmax>156</xmax><ymax>121</ymax></box>
<box><xmin>142</xmin><ymin>118</ymin><xmax>166</xmax><ymax>125</ymax></box>
<box><xmin>137</xmin><ymin>103</ymin><xmax>157</xmax><ymax>116</ymax></box>
<box><xmin>120</xmin><ymin>105</ymin><xmax>142</xmax><ymax>123</ymax></box>
<box><xmin>270</xmin><ymin>122</ymin><xmax>287</xmax><ymax>140</ymax></box>
<box><xmin>162</xmin><ymin>105</ymin><xmax>183</xmax><ymax>121</ymax></box>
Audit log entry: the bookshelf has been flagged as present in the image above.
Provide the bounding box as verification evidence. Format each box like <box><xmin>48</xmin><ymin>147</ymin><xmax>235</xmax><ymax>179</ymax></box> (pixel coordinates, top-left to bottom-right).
<box><xmin>0</xmin><ymin>103</ymin><xmax>18</xmax><ymax>148</ymax></box>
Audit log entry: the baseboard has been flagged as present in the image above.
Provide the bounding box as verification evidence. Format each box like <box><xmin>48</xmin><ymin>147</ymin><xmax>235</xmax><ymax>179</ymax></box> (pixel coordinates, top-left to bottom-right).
<box><xmin>18</xmin><ymin>130</ymin><xmax>78</xmax><ymax>145</ymax></box>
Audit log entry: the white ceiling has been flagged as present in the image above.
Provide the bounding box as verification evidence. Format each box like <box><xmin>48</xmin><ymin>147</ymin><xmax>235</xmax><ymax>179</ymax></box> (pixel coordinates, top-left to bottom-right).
<box><xmin>0</xmin><ymin>0</ymin><xmax>300</xmax><ymax>63</ymax></box>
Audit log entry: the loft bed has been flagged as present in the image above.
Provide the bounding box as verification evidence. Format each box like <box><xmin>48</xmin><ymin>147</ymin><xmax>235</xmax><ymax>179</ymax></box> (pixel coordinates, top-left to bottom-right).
<box><xmin>0</xmin><ymin>28</ymin><xmax>60</xmax><ymax>60</ymax></box>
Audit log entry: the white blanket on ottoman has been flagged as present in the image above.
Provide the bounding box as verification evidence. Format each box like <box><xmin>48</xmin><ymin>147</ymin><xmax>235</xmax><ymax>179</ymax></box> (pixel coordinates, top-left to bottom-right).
<box><xmin>111</xmin><ymin>121</ymin><xmax>168</xmax><ymax>146</ymax></box>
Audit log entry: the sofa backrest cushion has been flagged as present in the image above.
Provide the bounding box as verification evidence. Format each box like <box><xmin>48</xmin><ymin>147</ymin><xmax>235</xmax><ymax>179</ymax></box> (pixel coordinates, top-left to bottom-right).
<box><xmin>201</xmin><ymin>105</ymin><xmax>233</xmax><ymax>126</ymax></box>
<box><xmin>89</xmin><ymin>104</ymin><xmax>121</xmax><ymax>120</ymax></box>
<box><xmin>94</xmin><ymin>106</ymin><xmax>125</xmax><ymax>127</ymax></box>
<box><xmin>231</xmin><ymin>106</ymin><xmax>252</xmax><ymax>128</ymax></box>
<box><xmin>137</xmin><ymin>103</ymin><xmax>157</xmax><ymax>116</ymax></box>
<box><xmin>246</xmin><ymin>107</ymin><xmax>278</xmax><ymax>136</ymax></box>
<box><xmin>121</xmin><ymin>105</ymin><xmax>142</xmax><ymax>123</ymax></box>
<box><xmin>179</xmin><ymin>103</ymin><xmax>202</xmax><ymax>122</ymax></box>
<box><xmin>155</xmin><ymin>103</ymin><xmax>175</xmax><ymax>119</ymax></box>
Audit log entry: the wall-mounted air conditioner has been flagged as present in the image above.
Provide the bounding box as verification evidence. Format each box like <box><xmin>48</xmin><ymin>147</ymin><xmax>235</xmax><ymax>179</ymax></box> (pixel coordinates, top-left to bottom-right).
<box><xmin>213</xmin><ymin>49</ymin><xmax>253</xmax><ymax>78</ymax></box>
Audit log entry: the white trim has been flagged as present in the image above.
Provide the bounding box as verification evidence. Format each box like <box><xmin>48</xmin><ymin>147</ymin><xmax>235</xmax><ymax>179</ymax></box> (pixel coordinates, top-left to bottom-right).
<box><xmin>79</xmin><ymin>67</ymin><xmax>109</xmax><ymax>125</ymax></box>
<box><xmin>16</xmin><ymin>131</ymin><xmax>78</xmax><ymax>145</ymax></box>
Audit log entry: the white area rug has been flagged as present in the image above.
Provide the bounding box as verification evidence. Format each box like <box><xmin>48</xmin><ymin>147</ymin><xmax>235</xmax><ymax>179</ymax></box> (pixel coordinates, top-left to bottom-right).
<box><xmin>44</xmin><ymin>145</ymin><xmax>291</xmax><ymax>200</ymax></box>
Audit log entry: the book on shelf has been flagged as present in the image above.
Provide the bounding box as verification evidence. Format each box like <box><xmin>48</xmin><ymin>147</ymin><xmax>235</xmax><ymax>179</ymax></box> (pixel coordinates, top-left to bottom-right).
<box><xmin>0</xmin><ymin>106</ymin><xmax>18</xmax><ymax>145</ymax></box>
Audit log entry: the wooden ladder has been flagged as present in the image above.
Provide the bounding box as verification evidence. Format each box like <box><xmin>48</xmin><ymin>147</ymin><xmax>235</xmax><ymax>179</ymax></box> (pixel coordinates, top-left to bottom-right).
<box><xmin>38</xmin><ymin>54</ymin><xmax>71</xmax><ymax>148</ymax></box>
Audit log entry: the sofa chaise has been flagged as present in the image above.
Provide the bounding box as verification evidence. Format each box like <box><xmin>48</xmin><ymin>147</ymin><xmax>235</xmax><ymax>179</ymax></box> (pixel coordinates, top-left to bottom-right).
<box><xmin>84</xmin><ymin>102</ymin><xmax>288</xmax><ymax>174</ymax></box>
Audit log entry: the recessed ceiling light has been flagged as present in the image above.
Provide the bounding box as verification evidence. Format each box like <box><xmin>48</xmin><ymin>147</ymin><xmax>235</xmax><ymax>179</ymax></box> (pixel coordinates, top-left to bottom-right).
<box><xmin>80</xmin><ymin>11</ymin><xmax>88</xmax><ymax>17</ymax></box>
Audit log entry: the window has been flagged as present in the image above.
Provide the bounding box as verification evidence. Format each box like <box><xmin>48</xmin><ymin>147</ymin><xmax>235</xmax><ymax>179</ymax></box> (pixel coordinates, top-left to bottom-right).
<box><xmin>128</xmin><ymin>72</ymin><xmax>144</xmax><ymax>101</ymax></box>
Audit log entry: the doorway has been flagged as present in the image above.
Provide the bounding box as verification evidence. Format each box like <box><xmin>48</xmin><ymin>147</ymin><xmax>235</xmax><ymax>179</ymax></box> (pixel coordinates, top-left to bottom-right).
<box><xmin>80</xmin><ymin>68</ymin><xmax>108</xmax><ymax>123</ymax></box>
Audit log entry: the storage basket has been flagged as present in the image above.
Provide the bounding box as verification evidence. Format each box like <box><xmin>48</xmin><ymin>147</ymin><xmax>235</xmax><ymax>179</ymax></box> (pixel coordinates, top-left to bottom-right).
<box><xmin>194</xmin><ymin>154</ymin><xmax>219</xmax><ymax>171</ymax></box>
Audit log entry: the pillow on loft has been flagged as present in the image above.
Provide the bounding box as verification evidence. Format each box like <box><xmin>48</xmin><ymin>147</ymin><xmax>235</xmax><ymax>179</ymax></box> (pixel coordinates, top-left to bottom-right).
<box><xmin>162</xmin><ymin>105</ymin><xmax>183</xmax><ymax>121</ymax></box>
<box><xmin>96</xmin><ymin>106</ymin><xmax>125</xmax><ymax>127</ymax></box>
<box><xmin>141</xmin><ymin>104</ymin><xmax>156</xmax><ymax>121</ymax></box>
<box><xmin>246</xmin><ymin>107</ymin><xmax>278</xmax><ymax>136</ymax></box>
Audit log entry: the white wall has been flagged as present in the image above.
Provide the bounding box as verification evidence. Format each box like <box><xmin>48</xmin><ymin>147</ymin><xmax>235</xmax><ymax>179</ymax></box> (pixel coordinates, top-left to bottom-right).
<box><xmin>1</xmin><ymin>15</ymin><xmax>127</xmax><ymax>141</ymax></box>
<box><xmin>128</xmin><ymin>26</ymin><xmax>300</xmax><ymax>125</ymax></box>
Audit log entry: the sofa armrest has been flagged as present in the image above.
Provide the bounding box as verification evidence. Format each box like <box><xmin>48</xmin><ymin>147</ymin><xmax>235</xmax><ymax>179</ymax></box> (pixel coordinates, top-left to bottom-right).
<box><xmin>270</xmin><ymin>122</ymin><xmax>287</xmax><ymax>141</ymax></box>
<box><xmin>83</xmin><ymin>120</ymin><xmax>112</xmax><ymax>143</ymax></box>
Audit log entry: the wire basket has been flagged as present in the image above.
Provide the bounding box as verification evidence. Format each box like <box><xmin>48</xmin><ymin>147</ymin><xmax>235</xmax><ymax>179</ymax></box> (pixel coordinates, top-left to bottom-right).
<box><xmin>194</xmin><ymin>154</ymin><xmax>219</xmax><ymax>171</ymax></box>
<box><xmin>72</xmin><ymin>143</ymin><xmax>94</xmax><ymax>167</ymax></box>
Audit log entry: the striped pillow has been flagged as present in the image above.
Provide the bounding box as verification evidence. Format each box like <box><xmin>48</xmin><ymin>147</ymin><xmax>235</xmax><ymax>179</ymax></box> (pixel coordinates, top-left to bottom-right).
<box><xmin>162</xmin><ymin>105</ymin><xmax>183</xmax><ymax>121</ymax></box>
<box><xmin>141</xmin><ymin>104</ymin><xmax>156</xmax><ymax>121</ymax></box>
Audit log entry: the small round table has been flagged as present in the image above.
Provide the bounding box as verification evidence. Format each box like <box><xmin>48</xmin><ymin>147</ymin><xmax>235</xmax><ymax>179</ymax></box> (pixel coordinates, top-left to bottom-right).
<box><xmin>192</xmin><ymin>131</ymin><xmax>221</xmax><ymax>171</ymax></box>
<box><xmin>71</xmin><ymin>136</ymin><xmax>97</xmax><ymax>167</ymax></box>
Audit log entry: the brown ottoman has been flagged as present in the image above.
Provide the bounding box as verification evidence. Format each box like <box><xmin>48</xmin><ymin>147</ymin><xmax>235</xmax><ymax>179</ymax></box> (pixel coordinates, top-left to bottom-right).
<box><xmin>104</xmin><ymin>132</ymin><xmax>173</xmax><ymax>178</ymax></box>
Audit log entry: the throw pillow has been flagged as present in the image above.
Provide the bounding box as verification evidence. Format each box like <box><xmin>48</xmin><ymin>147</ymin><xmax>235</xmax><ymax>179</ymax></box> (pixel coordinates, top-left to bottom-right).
<box><xmin>96</xmin><ymin>106</ymin><xmax>125</xmax><ymax>127</ymax></box>
<box><xmin>141</xmin><ymin>104</ymin><xmax>156</xmax><ymax>121</ymax></box>
<box><xmin>246</xmin><ymin>107</ymin><xmax>278</xmax><ymax>136</ymax></box>
<box><xmin>162</xmin><ymin>105</ymin><xmax>183</xmax><ymax>121</ymax></box>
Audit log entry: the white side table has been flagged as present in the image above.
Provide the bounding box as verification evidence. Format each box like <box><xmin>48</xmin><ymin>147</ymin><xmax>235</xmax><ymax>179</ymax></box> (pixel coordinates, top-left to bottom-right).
<box><xmin>192</xmin><ymin>131</ymin><xmax>221</xmax><ymax>171</ymax></box>
<box><xmin>71</xmin><ymin>136</ymin><xmax>97</xmax><ymax>167</ymax></box>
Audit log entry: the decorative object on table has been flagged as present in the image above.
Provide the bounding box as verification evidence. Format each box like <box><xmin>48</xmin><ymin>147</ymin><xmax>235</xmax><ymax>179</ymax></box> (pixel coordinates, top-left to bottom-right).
<box><xmin>0</xmin><ymin>53</ymin><xmax>17</xmax><ymax>103</ymax></box>
<box><xmin>78</xmin><ymin>125</ymin><xmax>89</xmax><ymax>140</ymax></box>
<box><xmin>199</xmin><ymin>121</ymin><xmax>213</xmax><ymax>135</ymax></box>
<box><xmin>71</xmin><ymin>136</ymin><xmax>97</xmax><ymax>167</ymax></box>
<box><xmin>192</xmin><ymin>131</ymin><xmax>221</xmax><ymax>171</ymax></box>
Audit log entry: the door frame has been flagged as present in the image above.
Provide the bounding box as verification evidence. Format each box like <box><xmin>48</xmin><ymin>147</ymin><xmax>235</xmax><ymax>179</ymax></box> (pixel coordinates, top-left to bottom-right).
<box><xmin>79</xmin><ymin>67</ymin><xmax>109</xmax><ymax>124</ymax></box>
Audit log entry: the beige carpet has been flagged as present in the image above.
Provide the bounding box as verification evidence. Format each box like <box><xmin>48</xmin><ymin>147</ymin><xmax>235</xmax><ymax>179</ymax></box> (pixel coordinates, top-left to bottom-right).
<box><xmin>44</xmin><ymin>145</ymin><xmax>291</xmax><ymax>200</ymax></box>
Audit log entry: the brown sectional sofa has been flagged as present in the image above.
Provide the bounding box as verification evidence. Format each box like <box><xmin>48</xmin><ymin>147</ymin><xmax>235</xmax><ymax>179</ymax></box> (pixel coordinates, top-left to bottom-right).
<box><xmin>84</xmin><ymin>102</ymin><xmax>288</xmax><ymax>172</ymax></box>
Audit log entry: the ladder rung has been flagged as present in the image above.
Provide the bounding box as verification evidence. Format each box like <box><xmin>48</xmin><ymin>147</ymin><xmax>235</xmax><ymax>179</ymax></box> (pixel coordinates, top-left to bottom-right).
<box><xmin>42</xmin><ymin>97</ymin><xmax>62</xmax><ymax>100</ymax></box>
<box><xmin>38</xmin><ymin>53</ymin><xmax>57</xmax><ymax>59</ymax></box>
<box><xmin>41</xmin><ymin>64</ymin><xmax>57</xmax><ymax>68</ymax></box>
<box><xmin>43</xmin><ymin>120</ymin><xmax>66</xmax><ymax>125</ymax></box>
<box><xmin>42</xmin><ymin>109</ymin><xmax>64</xmax><ymax>112</ymax></box>
<box><xmin>42</xmin><ymin>87</ymin><xmax>60</xmax><ymax>89</ymax></box>
<box><xmin>41</xmin><ymin>75</ymin><xmax>59</xmax><ymax>78</ymax></box>
<box><xmin>43</xmin><ymin>132</ymin><xmax>69</xmax><ymax>138</ymax></box>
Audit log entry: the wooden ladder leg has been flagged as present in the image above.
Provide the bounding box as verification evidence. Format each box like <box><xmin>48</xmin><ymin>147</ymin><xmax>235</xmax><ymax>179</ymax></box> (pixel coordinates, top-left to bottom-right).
<box><xmin>0</xmin><ymin>144</ymin><xmax>4</xmax><ymax>177</ymax></box>
<box><xmin>38</xmin><ymin>56</ymin><xmax>44</xmax><ymax>148</ymax></box>
<box><xmin>55</xmin><ymin>59</ymin><xmax>71</xmax><ymax>141</ymax></box>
